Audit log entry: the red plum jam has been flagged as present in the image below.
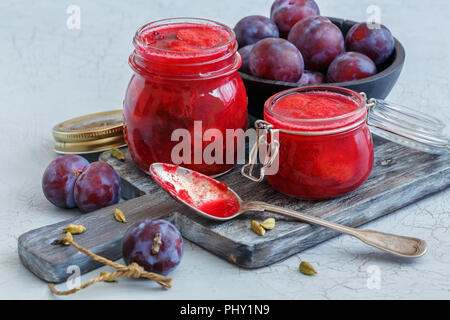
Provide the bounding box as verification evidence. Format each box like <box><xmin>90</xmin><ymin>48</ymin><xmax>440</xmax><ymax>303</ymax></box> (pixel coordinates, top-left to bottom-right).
<box><xmin>123</xmin><ymin>18</ymin><xmax>248</xmax><ymax>176</ymax></box>
<box><xmin>264</xmin><ymin>86</ymin><xmax>374</xmax><ymax>200</ymax></box>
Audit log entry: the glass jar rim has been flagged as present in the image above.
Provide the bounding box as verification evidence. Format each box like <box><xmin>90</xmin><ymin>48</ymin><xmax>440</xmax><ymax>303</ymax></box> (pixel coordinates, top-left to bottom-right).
<box><xmin>130</xmin><ymin>17</ymin><xmax>241</xmax><ymax>81</ymax></box>
<box><xmin>133</xmin><ymin>17</ymin><xmax>236</xmax><ymax>57</ymax></box>
<box><xmin>264</xmin><ymin>86</ymin><xmax>367</xmax><ymax>132</ymax></box>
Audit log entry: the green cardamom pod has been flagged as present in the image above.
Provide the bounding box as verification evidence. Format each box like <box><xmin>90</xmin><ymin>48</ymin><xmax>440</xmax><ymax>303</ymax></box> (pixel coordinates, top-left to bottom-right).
<box><xmin>251</xmin><ymin>220</ymin><xmax>266</xmax><ymax>236</ymax></box>
<box><xmin>100</xmin><ymin>271</ymin><xmax>117</xmax><ymax>283</ymax></box>
<box><xmin>299</xmin><ymin>261</ymin><xmax>317</xmax><ymax>275</ymax></box>
<box><xmin>261</xmin><ymin>218</ymin><xmax>275</xmax><ymax>230</ymax></box>
<box><xmin>110</xmin><ymin>147</ymin><xmax>125</xmax><ymax>161</ymax></box>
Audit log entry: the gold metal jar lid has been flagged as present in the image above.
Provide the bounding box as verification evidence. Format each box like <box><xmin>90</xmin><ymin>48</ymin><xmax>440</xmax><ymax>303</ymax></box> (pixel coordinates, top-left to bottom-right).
<box><xmin>53</xmin><ymin>110</ymin><xmax>126</xmax><ymax>154</ymax></box>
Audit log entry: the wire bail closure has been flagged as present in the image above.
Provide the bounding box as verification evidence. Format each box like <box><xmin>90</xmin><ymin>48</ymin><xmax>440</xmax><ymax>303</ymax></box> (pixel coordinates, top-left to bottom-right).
<box><xmin>241</xmin><ymin>120</ymin><xmax>280</xmax><ymax>182</ymax></box>
<box><xmin>360</xmin><ymin>92</ymin><xmax>377</xmax><ymax>112</ymax></box>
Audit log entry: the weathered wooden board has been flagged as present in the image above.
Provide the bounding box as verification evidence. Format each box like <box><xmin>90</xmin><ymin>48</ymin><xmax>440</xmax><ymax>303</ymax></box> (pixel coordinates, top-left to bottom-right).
<box><xmin>18</xmin><ymin>136</ymin><xmax>449</xmax><ymax>283</ymax></box>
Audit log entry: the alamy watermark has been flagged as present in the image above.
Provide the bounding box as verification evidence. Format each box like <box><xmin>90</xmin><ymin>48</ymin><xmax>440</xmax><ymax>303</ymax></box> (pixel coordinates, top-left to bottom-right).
<box><xmin>366</xmin><ymin>5</ymin><xmax>381</xmax><ymax>29</ymax></box>
<box><xmin>366</xmin><ymin>265</ymin><xmax>381</xmax><ymax>290</ymax></box>
<box><xmin>66</xmin><ymin>265</ymin><xmax>81</xmax><ymax>290</ymax></box>
<box><xmin>170</xmin><ymin>121</ymin><xmax>279</xmax><ymax>175</ymax></box>
<box><xmin>66</xmin><ymin>5</ymin><xmax>81</xmax><ymax>30</ymax></box>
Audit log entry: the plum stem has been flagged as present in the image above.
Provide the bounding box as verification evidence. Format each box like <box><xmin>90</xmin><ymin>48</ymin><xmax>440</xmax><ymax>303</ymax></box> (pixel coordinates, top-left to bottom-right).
<box><xmin>151</xmin><ymin>232</ymin><xmax>162</xmax><ymax>255</ymax></box>
<box><xmin>74</xmin><ymin>169</ymin><xmax>84</xmax><ymax>179</ymax></box>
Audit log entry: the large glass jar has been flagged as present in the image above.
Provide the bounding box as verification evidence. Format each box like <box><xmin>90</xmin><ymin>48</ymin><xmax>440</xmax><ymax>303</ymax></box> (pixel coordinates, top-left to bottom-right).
<box><xmin>123</xmin><ymin>18</ymin><xmax>248</xmax><ymax>176</ymax></box>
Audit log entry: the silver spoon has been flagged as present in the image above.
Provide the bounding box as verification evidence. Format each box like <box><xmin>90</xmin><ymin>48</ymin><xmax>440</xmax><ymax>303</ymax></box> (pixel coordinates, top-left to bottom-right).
<box><xmin>149</xmin><ymin>163</ymin><xmax>427</xmax><ymax>258</ymax></box>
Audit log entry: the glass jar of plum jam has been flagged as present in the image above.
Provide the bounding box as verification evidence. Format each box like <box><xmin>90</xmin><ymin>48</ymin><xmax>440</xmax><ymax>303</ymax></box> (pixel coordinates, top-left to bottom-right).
<box><xmin>124</xmin><ymin>18</ymin><xmax>248</xmax><ymax>176</ymax></box>
<box><xmin>242</xmin><ymin>86</ymin><xmax>449</xmax><ymax>200</ymax></box>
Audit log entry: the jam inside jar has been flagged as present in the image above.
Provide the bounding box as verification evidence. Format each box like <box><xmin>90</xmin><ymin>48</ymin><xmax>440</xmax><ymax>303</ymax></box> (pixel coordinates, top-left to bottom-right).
<box><xmin>262</xmin><ymin>86</ymin><xmax>374</xmax><ymax>200</ymax></box>
<box><xmin>123</xmin><ymin>18</ymin><xmax>248</xmax><ymax>176</ymax></box>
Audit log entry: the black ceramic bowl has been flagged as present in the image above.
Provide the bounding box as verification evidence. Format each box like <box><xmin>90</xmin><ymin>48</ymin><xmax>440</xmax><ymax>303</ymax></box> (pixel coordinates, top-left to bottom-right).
<box><xmin>240</xmin><ymin>17</ymin><xmax>405</xmax><ymax>119</ymax></box>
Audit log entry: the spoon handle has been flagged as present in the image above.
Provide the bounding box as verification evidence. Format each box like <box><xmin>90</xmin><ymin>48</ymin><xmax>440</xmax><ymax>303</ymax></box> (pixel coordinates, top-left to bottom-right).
<box><xmin>243</xmin><ymin>201</ymin><xmax>427</xmax><ymax>258</ymax></box>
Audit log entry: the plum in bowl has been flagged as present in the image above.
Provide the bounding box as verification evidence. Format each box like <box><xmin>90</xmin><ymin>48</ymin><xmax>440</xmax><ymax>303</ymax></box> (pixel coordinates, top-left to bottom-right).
<box><xmin>239</xmin><ymin>17</ymin><xmax>405</xmax><ymax>118</ymax></box>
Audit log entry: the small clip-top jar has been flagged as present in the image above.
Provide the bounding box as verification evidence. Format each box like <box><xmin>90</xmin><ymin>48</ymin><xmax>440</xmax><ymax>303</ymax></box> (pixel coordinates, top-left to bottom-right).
<box><xmin>264</xmin><ymin>86</ymin><xmax>373</xmax><ymax>200</ymax></box>
<box><xmin>242</xmin><ymin>86</ymin><xmax>449</xmax><ymax>200</ymax></box>
<box><xmin>123</xmin><ymin>18</ymin><xmax>248</xmax><ymax>176</ymax></box>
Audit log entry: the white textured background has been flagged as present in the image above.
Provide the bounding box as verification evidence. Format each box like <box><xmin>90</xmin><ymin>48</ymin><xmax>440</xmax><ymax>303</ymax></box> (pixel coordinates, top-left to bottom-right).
<box><xmin>0</xmin><ymin>0</ymin><xmax>449</xmax><ymax>299</ymax></box>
